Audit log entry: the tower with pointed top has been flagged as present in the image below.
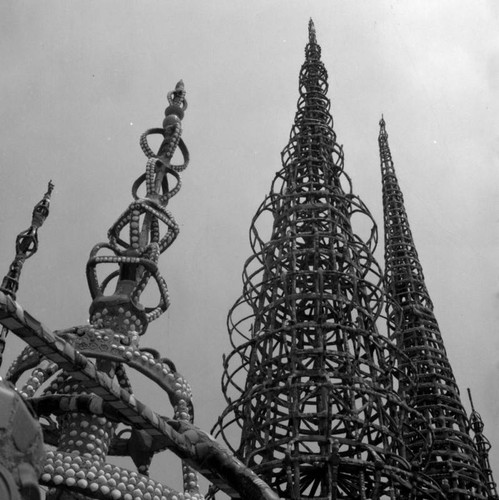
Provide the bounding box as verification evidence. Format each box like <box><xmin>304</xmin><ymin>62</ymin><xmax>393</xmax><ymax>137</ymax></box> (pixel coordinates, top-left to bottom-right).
<box><xmin>215</xmin><ymin>21</ymin><xmax>443</xmax><ymax>500</ymax></box>
<box><xmin>379</xmin><ymin>117</ymin><xmax>497</xmax><ymax>499</ymax></box>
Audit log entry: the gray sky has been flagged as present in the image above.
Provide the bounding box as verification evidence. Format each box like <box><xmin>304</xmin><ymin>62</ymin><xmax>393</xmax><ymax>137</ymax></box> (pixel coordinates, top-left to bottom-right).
<box><xmin>1</xmin><ymin>0</ymin><xmax>498</xmax><ymax>491</ymax></box>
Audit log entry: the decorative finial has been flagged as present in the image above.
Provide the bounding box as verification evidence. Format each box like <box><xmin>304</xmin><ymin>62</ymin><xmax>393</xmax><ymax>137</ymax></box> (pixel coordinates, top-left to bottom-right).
<box><xmin>33</xmin><ymin>180</ymin><xmax>54</xmax><ymax>225</ymax></box>
<box><xmin>165</xmin><ymin>80</ymin><xmax>187</xmax><ymax>119</ymax></box>
<box><xmin>0</xmin><ymin>181</ymin><xmax>54</xmax><ymax>367</ymax></box>
<box><xmin>308</xmin><ymin>18</ymin><xmax>317</xmax><ymax>44</ymax></box>
<box><xmin>0</xmin><ymin>180</ymin><xmax>54</xmax><ymax>299</ymax></box>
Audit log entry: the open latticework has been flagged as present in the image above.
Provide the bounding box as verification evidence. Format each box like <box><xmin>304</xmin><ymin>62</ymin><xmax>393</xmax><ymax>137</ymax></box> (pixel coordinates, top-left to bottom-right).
<box><xmin>214</xmin><ymin>21</ymin><xmax>443</xmax><ymax>500</ymax></box>
<box><xmin>379</xmin><ymin>117</ymin><xmax>498</xmax><ymax>499</ymax></box>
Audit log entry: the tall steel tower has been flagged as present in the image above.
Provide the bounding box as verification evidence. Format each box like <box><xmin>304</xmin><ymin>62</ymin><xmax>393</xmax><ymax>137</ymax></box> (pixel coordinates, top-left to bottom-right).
<box><xmin>215</xmin><ymin>21</ymin><xmax>443</xmax><ymax>500</ymax></box>
<box><xmin>379</xmin><ymin>117</ymin><xmax>498</xmax><ymax>499</ymax></box>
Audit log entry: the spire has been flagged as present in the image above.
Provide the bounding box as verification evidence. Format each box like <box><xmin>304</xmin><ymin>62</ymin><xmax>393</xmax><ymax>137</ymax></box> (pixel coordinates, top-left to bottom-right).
<box><xmin>379</xmin><ymin>114</ymin><xmax>386</xmax><ymax>138</ymax></box>
<box><xmin>379</xmin><ymin>117</ymin><xmax>495</xmax><ymax>498</ymax></box>
<box><xmin>308</xmin><ymin>18</ymin><xmax>317</xmax><ymax>45</ymax></box>
<box><xmin>0</xmin><ymin>180</ymin><xmax>54</xmax><ymax>300</ymax></box>
<box><xmin>215</xmin><ymin>24</ymin><xmax>442</xmax><ymax>500</ymax></box>
<box><xmin>0</xmin><ymin>181</ymin><xmax>53</xmax><ymax>368</ymax></box>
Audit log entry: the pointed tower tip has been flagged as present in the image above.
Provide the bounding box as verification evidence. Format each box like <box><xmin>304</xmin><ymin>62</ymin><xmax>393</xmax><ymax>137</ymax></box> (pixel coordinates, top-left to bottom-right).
<box><xmin>308</xmin><ymin>18</ymin><xmax>317</xmax><ymax>44</ymax></box>
<box><xmin>175</xmin><ymin>80</ymin><xmax>185</xmax><ymax>91</ymax></box>
<box><xmin>379</xmin><ymin>115</ymin><xmax>388</xmax><ymax>139</ymax></box>
<box><xmin>467</xmin><ymin>388</ymin><xmax>476</xmax><ymax>411</ymax></box>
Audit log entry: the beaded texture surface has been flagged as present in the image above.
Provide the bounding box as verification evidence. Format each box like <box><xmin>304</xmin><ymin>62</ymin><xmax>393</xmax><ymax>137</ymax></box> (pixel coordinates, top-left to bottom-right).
<box><xmin>3</xmin><ymin>82</ymin><xmax>202</xmax><ymax>500</ymax></box>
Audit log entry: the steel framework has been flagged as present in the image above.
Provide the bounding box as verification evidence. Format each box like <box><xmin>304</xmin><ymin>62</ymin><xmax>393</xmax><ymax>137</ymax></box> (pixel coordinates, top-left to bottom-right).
<box><xmin>379</xmin><ymin>117</ymin><xmax>498</xmax><ymax>499</ymax></box>
<box><xmin>0</xmin><ymin>20</ymin><xmax>496</xmax><ymax>500</ymax></box>
<box><xmin>214</xmin><ymin>21</ymin><xmax>447</xmax><ymax>500</ymax></box>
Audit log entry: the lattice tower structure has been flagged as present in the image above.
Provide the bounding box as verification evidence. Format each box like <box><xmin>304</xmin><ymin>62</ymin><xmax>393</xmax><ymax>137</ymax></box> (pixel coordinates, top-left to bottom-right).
<box><xmin>379</xmin><ymin>117</ymin><xmax>498</xmax><ymax>499</ymax></box>
<box><xmin>215</xmin><ymin>21</ymin><xmax>443</xmax><ymax>500</ymax></box>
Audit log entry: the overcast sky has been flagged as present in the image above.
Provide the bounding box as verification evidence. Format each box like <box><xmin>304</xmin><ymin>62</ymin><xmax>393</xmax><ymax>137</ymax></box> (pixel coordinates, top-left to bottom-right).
<box><xmin>1</xmin><ymin>0</ymin><xmax>498</xmax><ymax>491</ymax></box>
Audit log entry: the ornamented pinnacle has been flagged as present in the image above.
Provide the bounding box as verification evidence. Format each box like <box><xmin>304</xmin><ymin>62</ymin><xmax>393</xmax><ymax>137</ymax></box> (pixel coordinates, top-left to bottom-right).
<box><xmin>0</xmin><ymin>181</ymin><xmax>54</xmax><ymax>300</ymax></box>
<box><xmin>86</xmin><ymin>82</ymin><xmax>190</xmax><ymax>337</ymax></box>
<box><xmin>0</xmin><ymin>181</ymin><xmax>54</xmax><ymax>368</ymax></box>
